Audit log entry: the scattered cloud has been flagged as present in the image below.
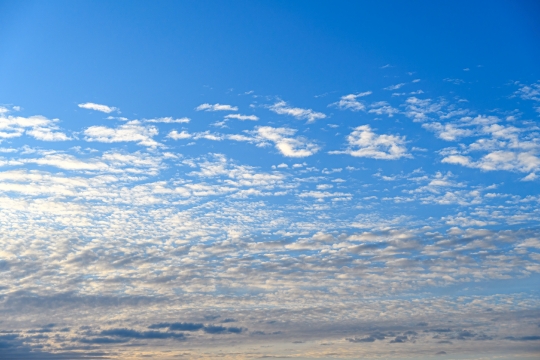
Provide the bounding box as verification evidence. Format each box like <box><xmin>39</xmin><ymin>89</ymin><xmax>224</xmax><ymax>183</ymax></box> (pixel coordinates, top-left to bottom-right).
<box><xmin>145</xmin><ymin>117</ymin><xmax>190</xmax><ymax>123</ymax></box>
<box><xmin>368</xmin><ymin>101</ymin><xmax>399</xmax><ymax>117</ymax></box>
<box><xmin>196</xmin><ymin>103</ymin><xmax>238</xmax><ymax>111</ymax></box>
<box><xmin>268</xmin><ymin>101</ymin><xmax>326</xmax><ymax>123</ymax></box>
<box><xmin>225</xmin><ymin>114</ymin><xmax>259</xmax><ymax>121</ymax></box>
<box><xmin>384</xmin><ymin>83</ymin><xmax>405</xmax><ymax>91</ymax></box>
<box><xmin>83</xmin><ymin>121</ymin><xmax>159</xmax><ymax>147</ymax></box>
<box><xmin>240</xmin><ymin>126</ymin><xmax>320</xmax><ymax>157</ymax></box>
<box><xmin>78</xmin><ymin>102</ymin><xmax>119</xmax><ymax>113</ymax></box>
<box><xmin>330</xmin><ymin>92</ymin><xmax>372</xmax><ymax>111</ymax></box>
<box><xmin>330</xmin><ymin>125</ymin><xmax>410</xmax><ymax>160</ymax></box>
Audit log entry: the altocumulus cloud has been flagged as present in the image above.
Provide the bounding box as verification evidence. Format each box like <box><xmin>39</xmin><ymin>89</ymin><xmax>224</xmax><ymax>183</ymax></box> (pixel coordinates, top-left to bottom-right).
<box><xmin>329</xmin><ymin>125</ymin><xmax>410</xmax><ymax>160</ymax></box>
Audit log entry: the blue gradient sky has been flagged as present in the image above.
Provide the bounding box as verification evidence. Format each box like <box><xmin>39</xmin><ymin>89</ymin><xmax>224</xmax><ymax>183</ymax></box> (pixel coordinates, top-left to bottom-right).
<box><xmin>0</xmin><ymin>1</ymin><xmax>539</xmax><ymax>359</ymax></box>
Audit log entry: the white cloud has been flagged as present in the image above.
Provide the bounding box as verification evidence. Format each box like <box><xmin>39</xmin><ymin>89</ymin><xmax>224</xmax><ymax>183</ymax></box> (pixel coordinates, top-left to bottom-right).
<box><xmin>368</xmin><ymin>101</ymin><xmax>399</xmax><ymax>117</ymax></box>
<box><xmin>196</xmin><ymin>103</ymin><xmax>238</xmax><ymax>111</ymax></box>
<box><xmin>0</xmin><ymin>115</ymin><xmax>68</xmax><ymax>141</ymax></box>
<box><xmin>26</xmin><ymin>154</ymin><xmax>109</xmax><ymax>171</ymax></box>
<box><xmin>145</xmin><ymin>117</ymin><xmax>190</xmax><ymax>123</ymax></box>
<box><xmin>514</xmin><ymin>81</ymin><xmax>540</xmax><ymax>102</ymax></box>
<box><xmin>522</xmin><ymin>173</ymin><xmax>537</xmax><ymax>181</ymax></box>
<box><xmin>254</xmin><ymin>126</ymin><xmax>320</xmax><ymax>157</ymax></box>
<box><xmin>442</xmin><ymin>154</ymin><xmax>472</xmax><ymax>167</ymax></box>
<box><xmin>384</xmin><ymin>83</ymin><xmax>405</xmax><ymax>91</ymax></box>
<box><xmin>330</xmin><ymin>125</ymin><xmax>410</xmax><ymax>160</ymax></box>
<box><xmin>228</xmin><ymin>126</ymin><xmax>319</xmax><ymax>158</ymax></box>
<box><xmin>442</xmin><ymin>151</ymin><xmax>540</xmax><ymax>173</ymax></box>
<box><xmin>78</xmin><ymin>102</ymin><xmax>118</xmax><ymax>113</ymax></box>
<box><xmin>422</xmin><ymin>122</ymin><xmax>474</xmax><ymax>141</ymax></box>
<box><xmin>330</xmin><ymin>92</ymin><xmax>372</xmax><ymax>111</ymax></box>
<box><xmin>404</xmin><ymin>97</ymin><xmax>444</xmax><ymax>122</ymax></box>
<box><xmin>168</xmin><ymin>130</ymin><xmax>192</xmax><ymax>140</ymax></box>
<box><xmin>83</xmin><ymin>121</ymin><xmax>159</xmax><ymax>147</ymax></box>
<box><xmin>225</xmin><ymin>114</ymin><xmax>259</xmax><ymax>121</ymax></box>
<box><xmin>26</xmin><ymin>128</ymin><xmax>71</xmax><ymax>141</ymax></box>
<box><xmin>268</xmin><ymin>101</ymin><xmax>326</xmax><ymax>123</ymax></box>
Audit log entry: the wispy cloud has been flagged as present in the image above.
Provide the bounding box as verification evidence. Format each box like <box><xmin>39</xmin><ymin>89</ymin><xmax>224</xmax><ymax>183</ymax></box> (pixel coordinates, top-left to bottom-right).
<box><xmin>225</xmin><ymin>114</ymin><xmax>259</xmax><ymax>121</ymax></box>
<box><xmin>384</xmin><ymin>83</ymin><xmax>405</xmax><ymax>91</ymax></box>
<box><xmin>268</xmin><ymin>101</ymin><xmax>326</xmax><ymax>123</ymax></box>
<box><xmin>145</xmin><ymin>117</ymin><xmax>190</xmax><ymax>123</ymax></box>
<box><xmin>330</xmin><ymin>92</ymin><xmax>372</xmax><ymax>111</ymax></box>
<box><xmin>196</xmin><ymin>103</ymin><xmax>238</xmax><ymax>111</ymax></box>
<box><xmin>84</xmin><ymin>121</ymin><xmax>159</xmax><ymax>147</ymax></box>
<box><xmin>78</xmin><ymin>102</ymin><xmax>119</xmax><ymax>113</ymax></box>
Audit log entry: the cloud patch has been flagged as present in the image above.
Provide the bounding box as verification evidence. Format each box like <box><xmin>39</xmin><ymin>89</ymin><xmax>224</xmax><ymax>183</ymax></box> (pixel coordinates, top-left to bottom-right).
<box><xmin>78</xmin><ymin>102</ymin><xmax>119</xmax><ymax>113</ymax></box>
<box><xmin>330</xmin><ymin>92</ymin><xmax>372</xmax><ymax>111</ymax></box>
<box><xmin>196</xmin><ymin>103</ymin><xmax>238</xmax><ymax>111</ymax></box>
<box><xmin>269</xmin><ymin>101</ymin><xmax>326</xmax><ymax>123</ymax></box>
<box><xmin>84</xmin><ymin>121</ymin><xmax>159</xmax><ymax>147</ymax></box>
<box><xmin>330</xmin><ymin>125</ymin><xmax>410</xmax><ymax>160</ymax></box>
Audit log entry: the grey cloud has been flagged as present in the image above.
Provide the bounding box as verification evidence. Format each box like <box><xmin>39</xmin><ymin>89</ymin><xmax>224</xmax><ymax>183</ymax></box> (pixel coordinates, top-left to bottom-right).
<box><xmin>148</xmin><ymin>322</ymin><xmax>204</xmax><ymax>331</ymax></box>
<box><xmin>97</xmin><ymin>328</ymin><xmax>186</xmax><ymax>340</ymax></box>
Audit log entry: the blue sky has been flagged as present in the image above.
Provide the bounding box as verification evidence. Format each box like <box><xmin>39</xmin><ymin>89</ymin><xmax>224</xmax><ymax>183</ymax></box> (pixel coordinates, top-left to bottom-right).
<box><xmin>0</xmin><ymin>1</ymin><xmax>539</xmax><ymax>359</ymax></box>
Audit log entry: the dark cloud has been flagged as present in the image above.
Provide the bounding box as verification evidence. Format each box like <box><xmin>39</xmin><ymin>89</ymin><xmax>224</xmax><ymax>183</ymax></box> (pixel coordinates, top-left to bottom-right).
<box><xmin>203</xmin><ymin>325</ymin><xmax>243</xmax><ymax>334</ymax></box>
<box><xmin>429</xmin><ymin>328</ymin><xmax>452</xmax><ymax>333</ymax></box>
<box><xmin>79</xmin><ymin>337</ymin><xmax>129</xmax><ymax>344</ymax></box>
<box><xmin>0</xmin><ymin>333</ymin><xmax>107</xmax><ymax>358</ymax></box>
<box><xmin>99</xmin><ymin>328</ymin><xmax>185</xmax><ymax>340</ymax></box>
<box><xmin>456</xmin><ymin>330</ymin><xmax>476</xmax><ymax>340</ymax></box>
<box><xmin>251</xmin><ymin>330</ymin><xmax>282</xmax><ymax>336</ymax></box>
<box><xmin>504</xmin><ymin>335</ymin><xmax>540</xmax><ymax>341</ymax></box>
<box><xmin>347</xmin><ymin>332</ymin><xmax>388</xmax><ymax>343</ymax></box>
<box><xmin>146</xmin><ymin>322</ymin><xmax>243</xmax><ymax>334</ymax></box>
<box><xmin>389</xmin><ymin>335</ymin><xmax>409</xmax><ymax>343</ymax></box>
<box><xmin>220</xmin><ymin>318</ymin><xmax>237</xmax><ymax>323</ymax></box>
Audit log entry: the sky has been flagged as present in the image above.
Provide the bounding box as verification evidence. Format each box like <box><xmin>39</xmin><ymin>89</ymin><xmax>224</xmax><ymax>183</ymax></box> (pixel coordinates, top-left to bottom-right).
<box><xmin>0</xmin><ymin>1</ymin><xmax>539</xmax><ymax>359</ymax></box>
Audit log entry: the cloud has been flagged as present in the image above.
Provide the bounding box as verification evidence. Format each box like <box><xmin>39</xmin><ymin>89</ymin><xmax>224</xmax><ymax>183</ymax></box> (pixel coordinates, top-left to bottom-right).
<box><xmin>149</xmin><ymin>322</ymin><xmax>204</xmax><ymax>331</ymax></box>
<box><xmin>0</xmin><ymin>115</ymin><xmax>69</xmax><ymax>141</ymax></box>
<box><xmin>404</xmin><ymin>97</ymin><xmax>444</xmax><ymax>122</ymax></box>
<box><xmin>268</xmin><ymin>101</ymin><xmax>326</xmax><ymax>123</ymax></box>
<box><xmin>330</xmin><ymin>92</ymin><xmax>372</xmax><ymax>111</ymax></box>
<box><xmin>166</xmin><ymin>127</ymin><xmax>318</xmax><ymax>157</ymax></box>
<box><xmin>167</xmin><ymin>130</ymin><xmax>192</xmax><ymax>140</ymax></box>
<box><xmin>330</xmin><ymin>125</ymin><xmax>410</xmax><ymax>160</ymax></box>
<box><xmin>250</xmin><ymin>126</ymin><xmax>320</xmax><ymax>157</ymax></box>
<box><xmin>368</xmin><ymin>101</ymin><xmax>399</xmax><ymax>117</ymax></box>
<box><xmin>422</xmin><ymin>122</ymin><xmax>474</xmax><ymax>141</ymax></box>
<box><xmin>145</xmin><ymin>117</ymin><xmax>190</xmax><ymax>123</ymax></box>
<box><xmin>84</xmin><ymin>121</ymin><xmax>159</xmax><ymax>147</ymax></box>
<box><xmin>26</xmin><ymin>127</ymin><xmax>71</xmax><ymax>141</ymax></box>
<box><xmin>225</xmin><ymin>114</ymin><xmax>259</xmax><ymax>121</ymax></box>
<box><xmin>196</xmin><ymin>103</ymin><xmax>238</xmax><ymax>111</ymax></box>
<box><xmin>78</xmin><ymin>102</ymin><xmax>118</xmax><ymax>113</ymax></box>
<box><xmin>97</xmin><ymin>328</ymin><xmax>185</xmax><ymax>340</ymax></box>
<box><xmin>203</xmin><ymin>325</ymin><xmax>243</xmax><ymax>334</ymax></box>
<box><xmin>522</xmin><ymin>172</ymin><xmax>538</xmax><ymax>181</ymax></box>
<box><xmin>515</xmin><ymin>81</ymin><xmax>540</xmax><ymax>101</ymax></box>
<box><xmin>442</xmin><ymin>151</ymin><xmax>540</xmax><ymax>174</ymax></box>
<box><xmin>444</xmin><ymin>78</ymin><xmax>465</xmax><ymax>85</ymax></box>
<box><xmin>384</xmin><ymin>83</ymin><xmax>405</xmax><ymax>90</ymax></box>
